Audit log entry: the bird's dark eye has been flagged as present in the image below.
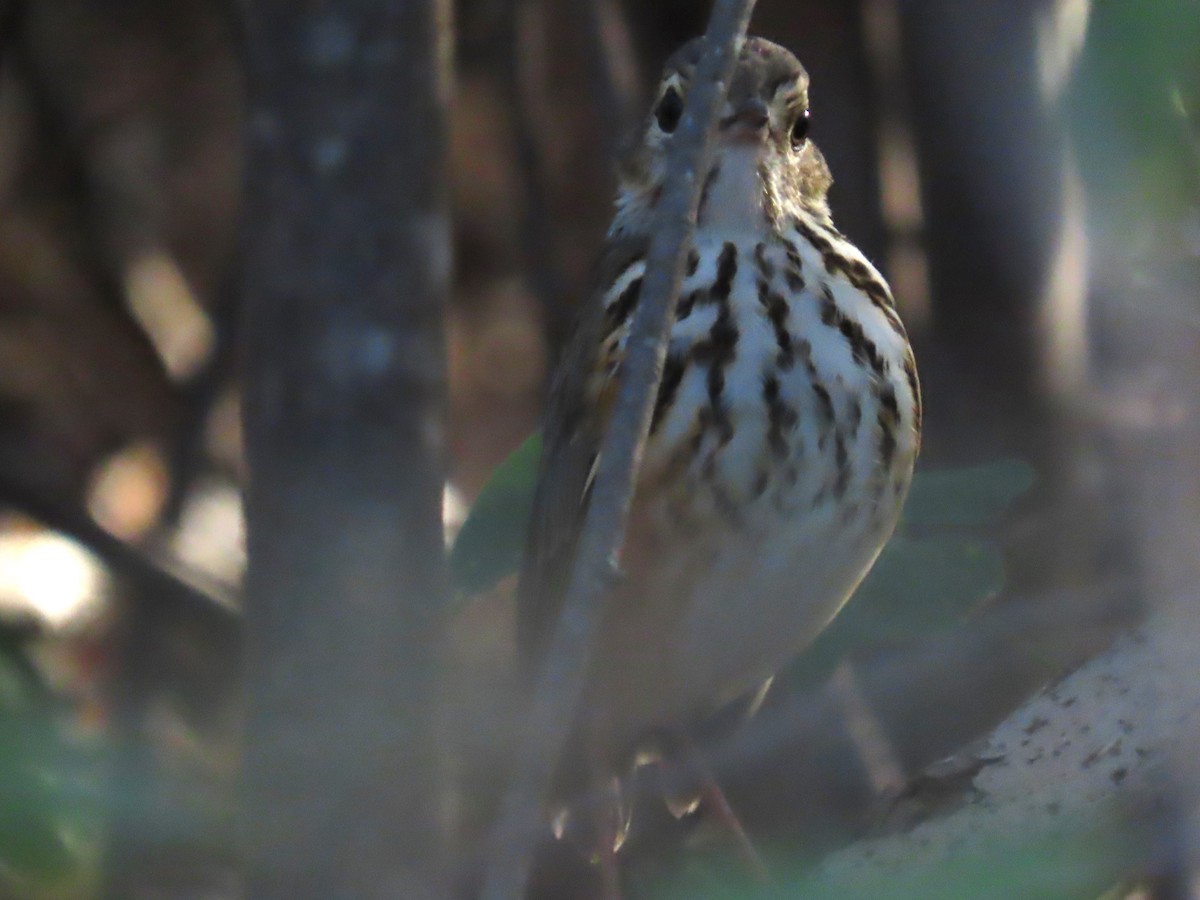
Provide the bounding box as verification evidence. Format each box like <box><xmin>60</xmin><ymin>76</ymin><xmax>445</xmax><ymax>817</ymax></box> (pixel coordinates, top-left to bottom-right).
<box><xmin>790</xmin><ymin>109</ymin><xmax>811</xmax><ymax>148</ymax></box>
<box><xmin>655</xmin><ymin>87</ymin><xmax>684</xmax><ymax>133</ymax></box>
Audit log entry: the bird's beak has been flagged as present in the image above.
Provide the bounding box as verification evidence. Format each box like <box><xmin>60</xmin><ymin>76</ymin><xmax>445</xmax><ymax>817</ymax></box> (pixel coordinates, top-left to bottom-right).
<box><xmin>720</xmin><ymin>98</ymin><xmax>770</xmax><ymax>143</ymax></box>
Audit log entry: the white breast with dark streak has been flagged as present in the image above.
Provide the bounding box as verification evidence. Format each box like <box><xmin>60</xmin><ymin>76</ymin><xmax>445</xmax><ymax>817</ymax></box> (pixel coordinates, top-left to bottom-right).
<box><xmin>600</xmin><ymin>209</ymin><xmax>918</xmax><ymax>731</ymax></box>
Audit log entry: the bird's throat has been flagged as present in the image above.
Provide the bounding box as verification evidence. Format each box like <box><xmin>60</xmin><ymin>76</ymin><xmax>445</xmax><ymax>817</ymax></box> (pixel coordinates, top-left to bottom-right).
<box><xmin>698</xmin><ymin>145</ymin><xmax>769</xmax><ymax>236</ymax></box>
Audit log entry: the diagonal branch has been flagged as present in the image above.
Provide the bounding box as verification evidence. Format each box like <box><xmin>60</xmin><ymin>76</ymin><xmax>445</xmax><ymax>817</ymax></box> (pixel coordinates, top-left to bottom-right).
<box><xmin>479</xmin><ymin>3</ymin><xmax>759</xmax><ymax>897</ymax></box>
<box><xmin>0</xmin><ymin>472</ymin><xmax>238</xmax><ymax>622</ymax></box>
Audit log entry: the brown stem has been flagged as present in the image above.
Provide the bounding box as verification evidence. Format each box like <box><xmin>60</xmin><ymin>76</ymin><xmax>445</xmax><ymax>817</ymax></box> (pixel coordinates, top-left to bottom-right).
<box><xmin>479</xmin><ymin>5</ymin><xmax>759</xmax><ymax>898</ymax></box>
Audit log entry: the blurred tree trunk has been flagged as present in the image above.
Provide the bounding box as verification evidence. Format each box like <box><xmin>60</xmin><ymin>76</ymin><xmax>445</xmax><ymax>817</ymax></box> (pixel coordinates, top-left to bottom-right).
<box><xmin>898</xmin><ymin>0</ymin><xmax>1089</xmax><ymax>435</ymax></box>
<box><xmin>895</xmin><ymin>0</ymin><xmax>1137</xmax><ymax>757</ymax></box>
<box><xmin>238</xmin><ymin>2</ymin><xmax>453</xmax><ymax>897</ymax></box>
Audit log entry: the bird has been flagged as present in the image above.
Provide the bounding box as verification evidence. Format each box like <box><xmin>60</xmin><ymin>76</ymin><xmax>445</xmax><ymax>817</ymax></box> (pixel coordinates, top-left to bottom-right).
<box><xmin>517</xmin><ymin>33</ymin><xmax>921</xmax><ymax>872</ymax></box>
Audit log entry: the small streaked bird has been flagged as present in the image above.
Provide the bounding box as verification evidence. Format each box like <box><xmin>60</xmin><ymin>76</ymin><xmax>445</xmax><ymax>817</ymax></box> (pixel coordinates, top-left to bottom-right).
<box><xmin>519</xmin><ymin>34</ymin><xmax>921</xmax><ymax>846</ymax></box>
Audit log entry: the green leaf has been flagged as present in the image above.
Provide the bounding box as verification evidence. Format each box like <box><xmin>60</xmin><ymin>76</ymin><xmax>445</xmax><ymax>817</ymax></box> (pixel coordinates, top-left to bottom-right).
<box><xmin>0</xmin><ymin>630</ymin><xmax>107</xmax><ymax>889</ymax></box>
<box><xmin>0</xmin><ymin>717</ymin><xmax>104</xmax><ymax>887</ymax></box>
<box><xmin>651</xmin><ymin>821</ymin><xmax>1133</xmax><ymax>900</ymax></box>
<box><xmin>1067</xmin><ymin>1</ymin><xmax>1200</xmax><ymax>223</ymax></box>
<box><xmin>853</xmin><ymin>535</ymin><xmax>1006</xmax><ymax>632</ymax></box>
<box><xmin>781</xmin><ymin>536</ymin><xmax>1005</xmax><ymax>690</ymax></box>
<box><xmin>449</xmin><ymin>432</ymin><xmax>542</xmax><ymax>597</ymax></box>
<box><xmin>0</xmin><ymin>626</ymin><xmax>54</xmax><ymax>712</ymax></box>
<box><xmin>775</xmin><ymin>459</ymin><xmax>1035</xmax><ymax>692</ymax></box>
<box><xmin>902</xmin><ymin>459</ymin><xmax>1035</xmax><ymax>528</ymax></box>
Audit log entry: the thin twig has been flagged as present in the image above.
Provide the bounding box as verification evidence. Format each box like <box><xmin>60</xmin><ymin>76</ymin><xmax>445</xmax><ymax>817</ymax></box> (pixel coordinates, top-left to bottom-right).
<box><xmin>497</xmin><ymin>0</ymin><xmax>572</xmax><ymax>354</ymax></box>
<box><xmin>572</xmin><ymin>0</ymin><xmax>640</xmax><ymax>161</ymax></box>
<box><xmin>479</xmin><ymin>4</ymin><xmax>758</xmax><ymax>897</ymax></box>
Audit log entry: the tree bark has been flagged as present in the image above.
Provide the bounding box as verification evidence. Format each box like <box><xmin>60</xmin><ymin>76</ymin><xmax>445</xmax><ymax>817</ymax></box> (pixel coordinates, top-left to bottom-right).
<box><xmin>815</xmin><ymin>601</ymin><xmax>1200</xmax><ymax>894</ymax></box>
<box><xmin>238</xmin><ymin>1</ymin><xmax>453</xmax><ymax>896</ymax></box>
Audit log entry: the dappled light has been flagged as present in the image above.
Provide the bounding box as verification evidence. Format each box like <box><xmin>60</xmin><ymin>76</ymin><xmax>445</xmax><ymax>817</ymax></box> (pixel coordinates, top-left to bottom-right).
<box><xmin>86</xmin><ymin>442</ymin><xmax>170</xmax><ymax>542</ymax></box>
<box><xmin>123</xmin><ymin>253</ymin><xmax>215</xmax><ymax>382</ymax></box>
<box><xmin>0</xmin><ymin>522</ymin><xmax>105</xmax><ymax>629</ymax></box>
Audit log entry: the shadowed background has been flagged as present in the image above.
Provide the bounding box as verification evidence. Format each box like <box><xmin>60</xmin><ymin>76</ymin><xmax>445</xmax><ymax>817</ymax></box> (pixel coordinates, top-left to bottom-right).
<box><xmin>0</xmin><ymin>0</ymin><xmax>1195</xmax><ymax>897</ymax></box>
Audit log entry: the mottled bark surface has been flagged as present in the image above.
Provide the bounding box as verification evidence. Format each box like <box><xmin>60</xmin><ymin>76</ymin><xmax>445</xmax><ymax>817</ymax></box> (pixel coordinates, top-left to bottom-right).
<box><xmin>238</xmin><ymin>2</ymin><xmax>452</xmax><ymax>896</ymax></box>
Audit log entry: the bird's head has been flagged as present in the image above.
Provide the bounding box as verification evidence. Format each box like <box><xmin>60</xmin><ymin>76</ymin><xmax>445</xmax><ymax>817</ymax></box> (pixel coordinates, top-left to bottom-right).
<box><xmin>613</xmin><ymin>36</ymin><xmax>833</xmax><ymax>237</ymax></box>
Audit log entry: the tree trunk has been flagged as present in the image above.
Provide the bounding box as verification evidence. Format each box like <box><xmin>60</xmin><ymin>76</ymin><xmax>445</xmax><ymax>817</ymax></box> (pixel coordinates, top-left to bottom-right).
<box><xmin>238</xmin><ymin>1</ymin><xmax>453</xmax><ymax>896</ymax></box>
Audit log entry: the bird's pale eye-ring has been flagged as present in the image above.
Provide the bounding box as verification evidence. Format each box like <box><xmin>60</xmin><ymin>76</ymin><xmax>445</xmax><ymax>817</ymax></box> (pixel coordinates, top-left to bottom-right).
<box><xmin>790</xmin><ymin>108</ymin><xmax>812</xmax><ymax>149</ymax></box>
<box><xmin>655</xmin><ymin>86</ymin><xmax>684</xmax><ymax>134</ymax></box>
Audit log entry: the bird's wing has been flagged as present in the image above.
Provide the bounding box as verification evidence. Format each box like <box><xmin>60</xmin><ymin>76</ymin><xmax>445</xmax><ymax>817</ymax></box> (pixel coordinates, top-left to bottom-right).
<box><xmin>516</xmin><ymin>235</ymin><xmax>649</xmax><ymax>675</ymax></box>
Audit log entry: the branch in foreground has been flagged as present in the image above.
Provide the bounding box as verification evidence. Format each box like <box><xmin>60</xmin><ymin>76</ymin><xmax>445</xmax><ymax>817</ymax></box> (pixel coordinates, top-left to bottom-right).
<box><xmin>479</xmin><ymin>4</ymin><xmax>758</xmax><ymax>898</ymax></box>
<box><xmin>815</xmin><ymin>600</ymin><xmax>1198</xmax><ymax>895</ymax></box>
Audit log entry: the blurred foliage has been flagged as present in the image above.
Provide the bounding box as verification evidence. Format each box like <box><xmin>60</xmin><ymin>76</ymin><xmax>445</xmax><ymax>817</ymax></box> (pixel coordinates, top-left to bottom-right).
<box><xmin>902</xmin><ymin>460</ymin><xmax>1036</xmax><ymax>528</ymax></box>
<box><xmin>0</xmin><ymin>624</ymin><xmax>105</xmax><ymax>899</ymax></box>
<box><xmin>449</xmin><ymin>431</ymin><xmax>543</xmax><ymax>599</ymax></box>
<box><xmin>1068</xmin><ymin>0</ymin><xmax>1200</xmax><ymax>226</ymax></box>
<box><xmin>780</xmin><ymin>459</ymin><xmax>1033</xmax><ymax>690</ymax></box>
<box><xmin>450</xmin><ymin>436</ymin><xmax>1034</xmax><ymax>684</ymax></box>
<box><xmin>647</xmin><ymin>819</ymin><xmax>1135</xmax><ymax>900</ymax></box>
